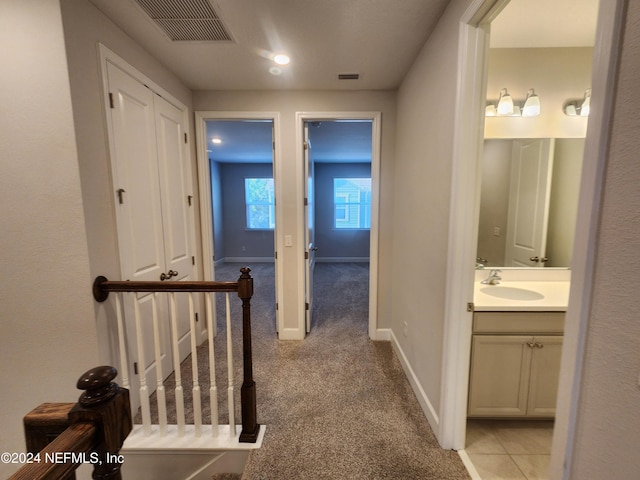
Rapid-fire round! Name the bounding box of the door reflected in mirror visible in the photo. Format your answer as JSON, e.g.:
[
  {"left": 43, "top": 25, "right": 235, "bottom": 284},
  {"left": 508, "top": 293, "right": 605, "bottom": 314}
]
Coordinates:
[{"left": 476, "top": 138, "right": 584, "bottom": 268}]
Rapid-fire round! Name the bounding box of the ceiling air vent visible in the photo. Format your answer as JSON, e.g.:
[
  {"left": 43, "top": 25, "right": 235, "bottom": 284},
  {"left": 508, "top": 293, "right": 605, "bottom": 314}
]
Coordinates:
[
  {"left": 134, "top": 0, "right": 233, "bottom": 42},
  {"left": 338, "top": 73, "right": 360, "bottom": 80}
]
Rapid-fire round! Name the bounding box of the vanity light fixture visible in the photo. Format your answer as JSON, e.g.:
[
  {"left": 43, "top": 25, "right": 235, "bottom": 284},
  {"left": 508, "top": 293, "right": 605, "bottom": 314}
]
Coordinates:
[
  {"left": 497, "top": 88, "right": 514, "bottom": 115},
  {"left": 564, "top": 88, "right": 591, "bottom": 116},
  {"left": 486, "top": 88, "right": 539, "bottom": 117},
  {"left": 522, "top": 89, "right": 541, "bottom": 117}
]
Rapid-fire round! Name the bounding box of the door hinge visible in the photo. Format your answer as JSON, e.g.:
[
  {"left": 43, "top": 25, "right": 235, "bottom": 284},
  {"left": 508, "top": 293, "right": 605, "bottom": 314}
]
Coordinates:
[
  {"left": 272, "top": 141, "right": 275, "bottom": 150},
  {"left": 117, "top": 188, "right": 125, "bottom": 204},
  {"left": 276, "top": 302, "right": 279, "bottom": 310},
  {"left": 188, "top": 195, "right": 193, "bottom": 206},
  {"left": 467, "top": 302, "right": 475, "bottom": 312},
  {"left": 303, "top": 141, "right": 309, "bottom": 150},
  {"left": 305, "top": 251, "right": 309, "bottom": 260},
  {"left": 274, "top": 251, "right": 278, "bottom": 259},
  {"left": 305, "top": 302, "right": 309, "bottom": 310},
  {"left": 195, "top": 312, "right": 199, "bottom": 323},
  {"left": 133, "top": 362, "right": 138, "bottom": 375},
  {"left": 108, "top": 92, "right": 115, "bottom": 109},
  {"left": 192, "top": 256, "right": 195, "bottom": 265},
  {"left": 304, "top": 197, "right": 308, "bottom": 206},
  {"left": 184, "top": 132, "right": 188, "bottom": 144}
]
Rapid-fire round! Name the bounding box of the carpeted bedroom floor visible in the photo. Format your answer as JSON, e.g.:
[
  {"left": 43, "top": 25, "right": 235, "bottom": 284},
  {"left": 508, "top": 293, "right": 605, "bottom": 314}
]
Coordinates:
[{"left": 144, "top": 262, "right": 470, "bottom": 479}]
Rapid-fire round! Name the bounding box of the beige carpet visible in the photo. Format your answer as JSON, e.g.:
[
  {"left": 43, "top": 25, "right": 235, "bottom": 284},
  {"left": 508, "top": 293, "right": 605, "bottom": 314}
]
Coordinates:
[{"left": 143, "top": 262, "right": 470, "bottom": 479}]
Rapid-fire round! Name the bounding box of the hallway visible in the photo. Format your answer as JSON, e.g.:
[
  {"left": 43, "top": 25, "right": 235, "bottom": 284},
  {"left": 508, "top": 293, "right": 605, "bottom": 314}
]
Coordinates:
[{"left": 212, "top": 262, "right": 471, "bottom": 478}]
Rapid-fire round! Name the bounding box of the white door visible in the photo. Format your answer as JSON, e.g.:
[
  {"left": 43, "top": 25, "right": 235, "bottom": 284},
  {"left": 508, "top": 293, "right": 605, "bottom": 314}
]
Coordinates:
[
  {"left": 107, "top": 61, "right": 195, "bottom": 397},
  {"left": 304, "top": 124, "right": 316, "bottom": 333},
  {"left": 504, "top": 138, "right": 554, "bottom": 267},
  {"left": 153, "top": 94, "right": 196, "bottom": 361}
]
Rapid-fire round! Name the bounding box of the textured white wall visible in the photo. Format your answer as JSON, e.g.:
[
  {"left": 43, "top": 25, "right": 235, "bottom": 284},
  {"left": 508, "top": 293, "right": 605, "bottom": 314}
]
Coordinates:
[
  {"left": 0, "top": 1, "right": 98, "bottom": 476},
  {"left": 391, "top": 0, "right": 472, "bottom": 419},
  {"left": 570, "top": 1, "right": 640, "bottom": 476}
]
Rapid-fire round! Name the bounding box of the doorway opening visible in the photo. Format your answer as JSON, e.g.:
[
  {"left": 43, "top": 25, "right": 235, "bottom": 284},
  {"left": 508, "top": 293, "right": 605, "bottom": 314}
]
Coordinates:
[
  {"left": 442, "top": 0, "right": 622, "bottom": 478},
  {"left": 296, "top": 112, "right": 382, "bottom": 340},
  {"left": 195, "top": 113, "right": 282, "bottom": 334},
  {"left": 304, "top": 120, "right": 373, "bottom": 334}
]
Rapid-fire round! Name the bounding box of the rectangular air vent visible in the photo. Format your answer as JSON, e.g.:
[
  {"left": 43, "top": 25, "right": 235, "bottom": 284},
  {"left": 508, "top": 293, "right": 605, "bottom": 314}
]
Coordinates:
[
  {"left": 338, "top": 73, "right": 360, "bottom": 80},
  {"left": 135, "top": 0, "right": 233, "bottom": 42}
]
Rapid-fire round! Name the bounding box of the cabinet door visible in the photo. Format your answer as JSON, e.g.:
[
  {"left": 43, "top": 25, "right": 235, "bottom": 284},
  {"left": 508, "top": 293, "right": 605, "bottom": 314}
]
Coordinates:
[
  {"left": 468, "top": 335, "right": 532, "bottom": 417},
  {"left": 527, "top": 335, "right": 563, "bottom": 416}
]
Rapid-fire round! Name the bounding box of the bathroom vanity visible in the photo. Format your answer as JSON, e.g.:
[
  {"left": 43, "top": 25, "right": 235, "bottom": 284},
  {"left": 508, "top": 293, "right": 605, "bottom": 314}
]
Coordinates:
[{"left": 468, "top": 271, "right": 570, "bottom": 418}]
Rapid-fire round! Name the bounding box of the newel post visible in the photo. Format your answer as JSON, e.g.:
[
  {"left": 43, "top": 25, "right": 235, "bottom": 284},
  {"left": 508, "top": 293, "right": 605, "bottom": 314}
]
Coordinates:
[
  {"left": 237, "top": 267, "right": 260, "bottom": 443},
  {"left": 68, "top": 366, "right": 132, "bottom": 480}
]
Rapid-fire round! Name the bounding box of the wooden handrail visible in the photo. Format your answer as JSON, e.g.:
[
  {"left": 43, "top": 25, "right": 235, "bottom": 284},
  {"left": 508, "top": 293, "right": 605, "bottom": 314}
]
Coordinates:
[
  {"left": 11, "top": 366, "right": 131, "bottom": 480},
  {"left": 92, "top": 267, "right": 260, "bottom": 443}
]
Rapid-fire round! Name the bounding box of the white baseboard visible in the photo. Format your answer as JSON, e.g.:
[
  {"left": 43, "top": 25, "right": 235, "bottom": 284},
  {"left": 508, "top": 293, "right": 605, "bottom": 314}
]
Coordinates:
[
  {"left": 390, "top": 331, "right": 440, "bottom": 430},
  {"left": 316, "top": 257, "right": 370, "bottom": 263},
  {"left": 373, "top": 328, "right": 391, "bottom": 341},
  {"left": 222, "top": 257, "right": 274, "bottom": 264},
  {"left": 278, "top": 328, "right": 305, "bottom": 340}
]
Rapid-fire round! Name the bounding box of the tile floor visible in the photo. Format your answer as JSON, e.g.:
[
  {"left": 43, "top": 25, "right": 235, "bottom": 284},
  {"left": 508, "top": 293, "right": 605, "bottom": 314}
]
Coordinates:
[{"left": 465, "top": 419, "right": 554, "bottom": 479}]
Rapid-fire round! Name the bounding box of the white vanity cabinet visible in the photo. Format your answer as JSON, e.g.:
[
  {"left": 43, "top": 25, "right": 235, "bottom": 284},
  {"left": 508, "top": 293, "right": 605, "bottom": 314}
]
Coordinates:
[{"left": 468, "top": 312, "right": 564, "bottom": 418}]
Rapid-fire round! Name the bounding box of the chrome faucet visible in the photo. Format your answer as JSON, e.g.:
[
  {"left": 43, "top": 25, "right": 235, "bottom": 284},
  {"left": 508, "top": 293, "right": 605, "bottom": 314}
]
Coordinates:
[{"left": 481, "top": 269, "right": 502, "bottom": 285}]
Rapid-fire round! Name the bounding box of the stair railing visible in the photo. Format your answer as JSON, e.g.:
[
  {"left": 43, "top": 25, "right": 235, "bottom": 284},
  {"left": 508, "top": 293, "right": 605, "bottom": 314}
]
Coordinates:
[
  {"left": 92, "top": 267, "right": 260, "bottom": 445},
  {"left": 10, "top": 366, "right": 131, "bottom": 480}
]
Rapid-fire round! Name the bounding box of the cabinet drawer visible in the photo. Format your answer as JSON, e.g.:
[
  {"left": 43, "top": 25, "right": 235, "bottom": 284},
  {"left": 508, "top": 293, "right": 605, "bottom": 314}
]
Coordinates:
[{"left": 473, "top": 312, "right": 564, "bottom": 334}]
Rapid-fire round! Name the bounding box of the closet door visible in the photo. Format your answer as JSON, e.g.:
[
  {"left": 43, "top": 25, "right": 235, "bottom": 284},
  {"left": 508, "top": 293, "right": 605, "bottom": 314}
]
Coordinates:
[
  {"left": 153, "top": 94, "right": 195, "bottom": 360},
  {"left": 106, "top": 61, "right": 195, "bottom": 398}
]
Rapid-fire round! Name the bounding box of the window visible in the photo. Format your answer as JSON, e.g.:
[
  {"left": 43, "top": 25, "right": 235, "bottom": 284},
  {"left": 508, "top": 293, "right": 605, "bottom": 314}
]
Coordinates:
[
  {"left": 245, "top": 178, "right": 275, "bottom": 229},
  {"left": 334, "top": 178, "right": 371, "bottom": 229}
]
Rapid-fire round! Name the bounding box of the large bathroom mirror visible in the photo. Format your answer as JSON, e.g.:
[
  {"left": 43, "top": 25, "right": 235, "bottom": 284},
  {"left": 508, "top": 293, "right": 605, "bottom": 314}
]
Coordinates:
[{"left": 476, "top": 137, "right": 584, "bottom": 268}]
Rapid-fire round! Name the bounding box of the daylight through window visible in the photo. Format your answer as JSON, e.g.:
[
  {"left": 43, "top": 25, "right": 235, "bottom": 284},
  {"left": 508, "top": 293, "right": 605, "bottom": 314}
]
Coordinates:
[
  {"left": 334, "top": 178, "right": 371, "bottom": 229},
  {"left": 245, "top": 178, "right": 275, "bottom": 229}
]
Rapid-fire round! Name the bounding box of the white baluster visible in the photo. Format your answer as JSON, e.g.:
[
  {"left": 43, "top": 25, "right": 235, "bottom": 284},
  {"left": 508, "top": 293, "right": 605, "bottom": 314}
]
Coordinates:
[
  {"left": 151, "top": 293, "right": 167, "bottom": 435},
  {"left": 169, "top": 292, "right": 186, "bottom": 435},
  {"left": 226, "top": 292, "right": 236, "bottom": 438},
  {"left": 114, "top": 293, "right": 130, "bottom": 390},
  {"left": 133, "top": 294, "right": 151, "bottom": 435},
  {"left": 211, "top": 293, "right": 218, "bottom": 437},
  {"left": 207, "top": 293, "right": 218, "bottom": 436},
  {"left": 189, "top": 293, "right": 202, "bottom": 436}
]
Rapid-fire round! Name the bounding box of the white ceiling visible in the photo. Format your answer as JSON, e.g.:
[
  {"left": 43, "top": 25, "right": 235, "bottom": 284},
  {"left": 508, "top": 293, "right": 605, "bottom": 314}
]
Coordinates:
[
  {"left": 88, "top": 0, "right": 451, "bottom": 91},
  {"left": 89, "top": 0, "right": 599, "bottom": 161},
  {"left": 490, "top": 0, "right": 599, "bottom": 48}
]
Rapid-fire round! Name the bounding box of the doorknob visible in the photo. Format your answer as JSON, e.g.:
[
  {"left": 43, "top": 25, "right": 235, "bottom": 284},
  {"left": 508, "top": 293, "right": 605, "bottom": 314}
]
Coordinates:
[
  {"left": 160, "top": 270, "right": 179, "bottom": 281},
  {"left": 529, "top": 256, "right": 549, "bottom": 263}
]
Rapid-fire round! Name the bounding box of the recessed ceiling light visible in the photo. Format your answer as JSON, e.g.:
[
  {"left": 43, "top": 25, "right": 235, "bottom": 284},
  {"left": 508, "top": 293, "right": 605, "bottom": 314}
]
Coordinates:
[
  {"left": 211, "top": 137, "right": 222, "bottom": 144},
  {"left": 273, "top": 54, "right": 290, "bottom": 65},
  {"left": 269, "top": 66, "right": 282, "bottom": 76}
]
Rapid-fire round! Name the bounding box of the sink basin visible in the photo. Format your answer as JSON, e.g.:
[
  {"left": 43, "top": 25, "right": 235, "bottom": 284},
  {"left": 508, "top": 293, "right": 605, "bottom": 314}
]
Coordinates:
[{"left": 480, "top": 286, "right": 544, "bottom": 301}]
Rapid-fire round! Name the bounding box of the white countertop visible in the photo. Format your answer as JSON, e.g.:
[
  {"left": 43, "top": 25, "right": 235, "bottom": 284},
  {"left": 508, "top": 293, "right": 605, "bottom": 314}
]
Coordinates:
[{"left": 473, "top": 270, "right": 571, "bottom": 311}]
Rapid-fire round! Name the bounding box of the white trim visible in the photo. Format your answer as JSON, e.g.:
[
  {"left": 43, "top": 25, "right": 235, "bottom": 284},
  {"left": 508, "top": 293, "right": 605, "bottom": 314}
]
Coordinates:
[
  {"left": 222, "top": 257, "right": 275, "bottom": 264},
  {"left": 194, "top": 111, "right": 283, "bottom": 333},
  {"left": 439, "top": 4, "right": 491, "bottom": 450},
  {"left": 316, "top": 257, "right": 369, "bottom": 263},
  {"left": 390, "top": 331, "right": 439, "bottom": 428},
  {"left": 373, "top": 328, "right": 391, "bottom": 341},
  {"left": 294, "top": 112, "right": 382, "bottom": 340},
  {"left": 457, "top": 450, "right": 482, "bottom": 479},
  {"left": 549, "top": 1, "right": 625, "bottom": 478}
]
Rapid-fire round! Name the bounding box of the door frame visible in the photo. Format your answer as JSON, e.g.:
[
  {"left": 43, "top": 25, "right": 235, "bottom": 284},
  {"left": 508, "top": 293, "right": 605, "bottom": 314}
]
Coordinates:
[
  {"left": 294, "top": 112, "right": 382, "bottom": 340},
  {"left": 441, "top": 2, "right": 625, "bottom": 479},
  {"left": 194, "top": 111, "right": 283, "bottom": 333}
]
